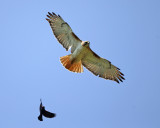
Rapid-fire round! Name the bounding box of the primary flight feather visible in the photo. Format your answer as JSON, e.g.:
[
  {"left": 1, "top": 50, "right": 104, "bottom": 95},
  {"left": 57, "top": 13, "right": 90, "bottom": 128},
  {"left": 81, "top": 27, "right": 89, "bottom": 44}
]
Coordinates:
[{"left": 46, "top": 12, "right": 125, "bottom": 83}]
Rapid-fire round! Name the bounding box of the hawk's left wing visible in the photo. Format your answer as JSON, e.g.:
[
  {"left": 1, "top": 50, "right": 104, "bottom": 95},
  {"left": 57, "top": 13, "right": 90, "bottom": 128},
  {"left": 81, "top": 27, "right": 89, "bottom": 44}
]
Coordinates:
[
  {"left": 46, "top": 12, "right": 81, "bottom": 53},
  {"left": 82, "top": 48, "right": 125, "bottom": 83}
]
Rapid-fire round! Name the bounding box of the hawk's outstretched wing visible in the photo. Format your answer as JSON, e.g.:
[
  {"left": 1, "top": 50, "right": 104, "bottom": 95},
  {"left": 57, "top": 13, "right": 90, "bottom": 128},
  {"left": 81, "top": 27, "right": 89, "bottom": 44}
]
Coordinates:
[
  {"left": 46, "top": 12, "right": 81, "bottom": 53},
  {"left": 82, "top": 48, "right": 125, "bottom": 83}
]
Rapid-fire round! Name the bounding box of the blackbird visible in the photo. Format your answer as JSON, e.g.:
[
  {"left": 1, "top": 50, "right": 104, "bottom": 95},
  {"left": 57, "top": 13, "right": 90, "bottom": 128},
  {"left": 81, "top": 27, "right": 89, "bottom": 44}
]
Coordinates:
[{"left": 38, "top": 99, "right": 56, "bottom": 121}]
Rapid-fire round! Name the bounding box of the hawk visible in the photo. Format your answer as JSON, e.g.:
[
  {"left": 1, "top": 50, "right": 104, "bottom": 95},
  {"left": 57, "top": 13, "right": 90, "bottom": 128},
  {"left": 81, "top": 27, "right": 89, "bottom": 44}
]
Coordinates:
[{"left": 46, "top": 12, "right": 125, "bottom": 83}]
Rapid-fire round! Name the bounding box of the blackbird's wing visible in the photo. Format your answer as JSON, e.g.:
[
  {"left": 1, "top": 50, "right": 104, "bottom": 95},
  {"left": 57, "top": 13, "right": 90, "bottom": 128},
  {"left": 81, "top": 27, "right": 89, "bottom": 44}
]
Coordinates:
[
  {"left": 43, "top": 109, "right": 56, "bottom": 118},
  {"left": 39, "top": 102, "right": 42, "bottom": 112},
  {"left": 38, "top": 100, "right": 43, "bottom": 121}
]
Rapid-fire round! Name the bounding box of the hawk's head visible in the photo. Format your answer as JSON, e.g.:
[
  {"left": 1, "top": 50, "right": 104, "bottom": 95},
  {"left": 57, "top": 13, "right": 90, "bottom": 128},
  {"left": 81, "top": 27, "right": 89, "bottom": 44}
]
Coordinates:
[{"left": 81, "top": 41, "right": 90, "bottom": 47}]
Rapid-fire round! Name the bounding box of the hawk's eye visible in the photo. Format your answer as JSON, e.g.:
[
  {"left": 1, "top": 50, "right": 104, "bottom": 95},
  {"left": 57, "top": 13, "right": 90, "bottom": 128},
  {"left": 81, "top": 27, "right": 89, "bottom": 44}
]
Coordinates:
[{"left": 84, "top": 42, "right": 89, "bottom": 45}]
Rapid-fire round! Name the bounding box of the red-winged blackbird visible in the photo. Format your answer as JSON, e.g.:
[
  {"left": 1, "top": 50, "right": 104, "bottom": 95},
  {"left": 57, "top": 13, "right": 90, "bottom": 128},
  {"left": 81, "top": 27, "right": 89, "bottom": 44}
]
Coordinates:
[{"left": 38, "top": 99, "right": 56, "bottom": 121}]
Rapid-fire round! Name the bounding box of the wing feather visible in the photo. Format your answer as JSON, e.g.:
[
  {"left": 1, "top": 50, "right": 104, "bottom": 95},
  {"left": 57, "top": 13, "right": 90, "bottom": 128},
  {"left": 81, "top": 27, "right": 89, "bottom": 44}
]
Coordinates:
[
  {"left": 82, "top": 48, "right": 125, "bottom": 83},
  {"left": 43, "top": 109, "right": 56, "bottom": 118},
  {"left": 46, "top": 12, "right": 81, "bottom": 52}
]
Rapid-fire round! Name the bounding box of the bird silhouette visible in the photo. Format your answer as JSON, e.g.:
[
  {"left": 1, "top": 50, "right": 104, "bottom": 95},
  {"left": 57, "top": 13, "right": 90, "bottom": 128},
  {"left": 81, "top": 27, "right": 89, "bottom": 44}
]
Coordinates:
[{"left": 38, "top": 99, "right": 56, "bottom": 121}]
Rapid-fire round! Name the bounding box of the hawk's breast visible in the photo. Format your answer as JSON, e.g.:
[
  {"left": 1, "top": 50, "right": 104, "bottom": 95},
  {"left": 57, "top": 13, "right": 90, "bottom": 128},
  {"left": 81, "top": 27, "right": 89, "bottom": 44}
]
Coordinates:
[{"left": 71, "top": 45, "right": 88, "bottom": 63}]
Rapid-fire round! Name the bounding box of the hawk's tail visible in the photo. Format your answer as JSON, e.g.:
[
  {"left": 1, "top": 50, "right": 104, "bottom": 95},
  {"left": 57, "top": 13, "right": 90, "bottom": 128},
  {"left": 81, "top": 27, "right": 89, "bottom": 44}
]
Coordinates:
[{"left": 60, "top": 54, "right": 83, "bottom": 73}]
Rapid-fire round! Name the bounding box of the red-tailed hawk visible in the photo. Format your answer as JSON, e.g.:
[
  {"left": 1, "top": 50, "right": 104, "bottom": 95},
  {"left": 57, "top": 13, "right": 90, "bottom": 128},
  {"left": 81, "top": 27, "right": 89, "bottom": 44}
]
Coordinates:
[{"left": 46, "top": 12, "right": 125, "bottom": 83}]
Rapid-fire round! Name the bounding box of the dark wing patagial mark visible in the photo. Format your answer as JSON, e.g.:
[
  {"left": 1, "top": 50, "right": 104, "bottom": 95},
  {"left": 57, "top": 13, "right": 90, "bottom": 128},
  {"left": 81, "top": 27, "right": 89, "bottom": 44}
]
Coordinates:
[
  {"left": 72, "top": 32, "right": 81, "bottom": 42},
  {"left": 87, "top": 47, "right": 100, "bottom": 58}
]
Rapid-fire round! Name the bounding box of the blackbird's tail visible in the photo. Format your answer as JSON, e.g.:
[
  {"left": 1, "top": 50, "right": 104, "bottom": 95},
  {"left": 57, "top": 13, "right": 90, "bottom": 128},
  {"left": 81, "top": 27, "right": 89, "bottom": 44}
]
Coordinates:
[{"left": 38, "top": 114, "right": 43, "bottom": 121}]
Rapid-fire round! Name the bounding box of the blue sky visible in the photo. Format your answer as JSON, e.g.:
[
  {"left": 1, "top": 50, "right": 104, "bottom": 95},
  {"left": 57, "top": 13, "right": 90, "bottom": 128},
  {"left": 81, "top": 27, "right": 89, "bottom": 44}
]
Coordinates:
[{"left": 0, "top": 0, "right": 160, "bottom": 128}]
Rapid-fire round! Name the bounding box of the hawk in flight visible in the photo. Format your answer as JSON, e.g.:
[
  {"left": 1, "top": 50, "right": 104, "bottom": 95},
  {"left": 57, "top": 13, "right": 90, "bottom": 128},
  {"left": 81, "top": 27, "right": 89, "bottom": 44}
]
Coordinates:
[{"left": 46, "top": 12, "right": 125, "bottom": 83}]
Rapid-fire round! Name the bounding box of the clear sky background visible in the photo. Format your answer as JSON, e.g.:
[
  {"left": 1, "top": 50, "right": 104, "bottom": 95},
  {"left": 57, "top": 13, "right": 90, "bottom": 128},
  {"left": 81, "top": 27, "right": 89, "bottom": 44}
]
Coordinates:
[{"left": 0, "top": 0, "right": 160, "bottom": 128}]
